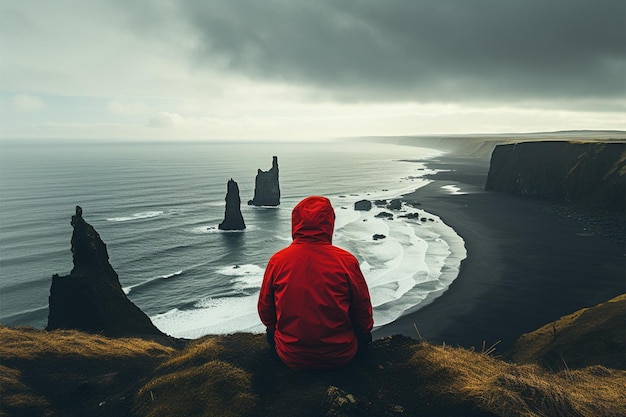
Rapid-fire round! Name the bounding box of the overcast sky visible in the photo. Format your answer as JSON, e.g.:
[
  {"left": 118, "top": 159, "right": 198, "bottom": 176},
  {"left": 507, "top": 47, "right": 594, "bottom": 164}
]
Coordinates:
[{"left": 1, "top": 0, "right": 624, "bottom": 140}]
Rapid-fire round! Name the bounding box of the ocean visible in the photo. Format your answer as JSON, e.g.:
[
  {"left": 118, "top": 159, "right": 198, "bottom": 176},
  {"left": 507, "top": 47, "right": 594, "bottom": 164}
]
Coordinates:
[{"left": 0, "top": 140, "right": 466, "bottom": 338}]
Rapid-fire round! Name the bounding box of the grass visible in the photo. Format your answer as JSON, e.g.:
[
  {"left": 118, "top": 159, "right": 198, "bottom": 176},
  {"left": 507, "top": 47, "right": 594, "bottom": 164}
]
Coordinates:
[
  {"left": 2, "top": 324, "right": 625, "bottom": 417},
  {"left": 509, "top": 294, "right": 626, "bottom": 370},
  {"left": 0, "top": 325, "right": 175, "bottom": 417},
  {"left": 136, "top": 360, "right": 256, "bottom": 417},
  {"left": 411, "top": 342, "right": 626, "bottom": 417},
  {"left": 0, "top": 325, "right": 174, "bottom": 361}
]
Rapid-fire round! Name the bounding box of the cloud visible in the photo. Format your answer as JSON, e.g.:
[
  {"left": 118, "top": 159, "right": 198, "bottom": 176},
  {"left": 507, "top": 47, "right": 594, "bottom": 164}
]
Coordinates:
[
  {"left": 1, "top": 1, "right": 623, "bottom": 141},
  {"left": 173, "top": 0, "right": 624, "bottom": 108},
  {"left": 148, "top": 111, "right": 186, "bottom": 128},
  {"left": 12, "top": 94, "right": 45, "bottom": 112},
  {"left": 4, "top": 1, "right": 623, "bottom": 111}
]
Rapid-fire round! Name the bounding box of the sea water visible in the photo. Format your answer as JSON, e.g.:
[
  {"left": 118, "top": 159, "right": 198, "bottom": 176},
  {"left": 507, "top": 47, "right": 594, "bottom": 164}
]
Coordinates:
[{"left": 0, "top": 140, "right": 466, "bottom": 338}]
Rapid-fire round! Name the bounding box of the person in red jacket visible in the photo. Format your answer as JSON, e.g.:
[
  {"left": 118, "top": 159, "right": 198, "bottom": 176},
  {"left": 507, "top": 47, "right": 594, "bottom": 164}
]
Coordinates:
[{"left": 258, "top": 196, "right": 374, "bottom": 369}]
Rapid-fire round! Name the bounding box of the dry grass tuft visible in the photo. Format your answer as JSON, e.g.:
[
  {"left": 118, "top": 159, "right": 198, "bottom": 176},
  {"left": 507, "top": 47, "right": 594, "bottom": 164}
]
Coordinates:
[
  {"left": 0, "top": 364, "right": 49, "bottom": 416},
  {"left": 3, "top": 324, "right": 625, "bottom": 417},
  {"left": 0, "top": 325, "right": 176, "bottom": 417},
  {"left": 0, "top": 325, "right": 174, "bottom": 361},
  {"left": 156, "top": 335, "right": 223, "bottom": 372},
  {"left": 135, "top": 360, "right": 257, "bottom": 417},
  {"left": 510, "top": 294, "right": 626, "bottom": 370},
  {"left": 410, "top": 342, "right": 626, "bottom": 417}
]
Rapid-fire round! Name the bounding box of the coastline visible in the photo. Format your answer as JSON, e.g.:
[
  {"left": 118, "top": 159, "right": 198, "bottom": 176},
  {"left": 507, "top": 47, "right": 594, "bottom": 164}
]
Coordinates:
[{"left": 373, "top": 154, "right": 625, "bottom": 352}]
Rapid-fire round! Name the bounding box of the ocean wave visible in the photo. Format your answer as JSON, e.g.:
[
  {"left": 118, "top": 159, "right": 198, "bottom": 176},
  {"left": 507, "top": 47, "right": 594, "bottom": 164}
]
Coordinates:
[
  {"left": 107, "top": 211, "right": 164, "bottom": 222},
  {"left": 123, "top": 270, "right": 184, "bottom": 295},
  {"left": 333, "top": 198, "right": 465, "bottom": 327},
  {"left": 189, "top": 224, "right": 257, "bottom": 234},
  {"left": 0, "top": 305, "right": 49, "bottom": 327},
  {"left": 441, "top": 184, "right": 467, "bottom": 195},
  {"left": 152, "top": 295, "right": 265, "bottom": 338},
  {"left": 216, "top": 264, "right": 264, "bottom": 292}
]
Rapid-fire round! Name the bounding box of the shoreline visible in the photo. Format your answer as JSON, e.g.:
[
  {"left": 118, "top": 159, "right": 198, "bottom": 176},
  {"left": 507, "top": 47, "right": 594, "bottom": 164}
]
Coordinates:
[{"left": 373, "top": 155, "right": 625, "bottom": 352}]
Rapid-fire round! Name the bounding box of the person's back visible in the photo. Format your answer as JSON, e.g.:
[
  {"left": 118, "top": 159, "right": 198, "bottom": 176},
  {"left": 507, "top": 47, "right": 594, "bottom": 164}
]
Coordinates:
[{"left": 258, "top": 196, "right": 374, "bottom": 369}]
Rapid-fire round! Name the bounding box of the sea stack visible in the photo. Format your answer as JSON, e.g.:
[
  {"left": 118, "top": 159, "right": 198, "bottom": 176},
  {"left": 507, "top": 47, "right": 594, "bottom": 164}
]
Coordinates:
[
  {"left": 46, "top": 206, "right": 167, "bottom": 338},
  {"left": 248, "top": 156, "right": 280, "bottom": 206},
  {"left": 219, "top": 179, "right": 246, "bottom": 230}
]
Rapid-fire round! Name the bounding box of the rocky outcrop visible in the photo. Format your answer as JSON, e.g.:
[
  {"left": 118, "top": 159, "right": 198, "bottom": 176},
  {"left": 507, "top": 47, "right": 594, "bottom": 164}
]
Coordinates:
[
  {"left": 248, "top": 156, "right": 280, "bottom": 206},
  {"left": 219, "top": 179, "right": 246, "bottom": 230},
  {"left": 354, "top": 200, "right": 372, "bottom": 211},
  {"left": 485, "top": 141, "right": 626, "bottom": 212},
  {"left": 387, "top": 199, "right": 402, "bottom": 210},
  {"left": 46, "top": 206, "right": 167, "bottom": 338}
]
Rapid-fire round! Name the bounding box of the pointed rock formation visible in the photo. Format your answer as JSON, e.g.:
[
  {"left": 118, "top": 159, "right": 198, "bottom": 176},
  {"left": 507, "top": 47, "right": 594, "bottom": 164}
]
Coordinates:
[
  {"left": 248, "top": 156, "right": 280, "bottom": 206},
  {"left": 219, "top": 179, "right": 246, "bottom": 230},
  {"left": 46, "top": 206, "right": 167, "bottom": 339}
]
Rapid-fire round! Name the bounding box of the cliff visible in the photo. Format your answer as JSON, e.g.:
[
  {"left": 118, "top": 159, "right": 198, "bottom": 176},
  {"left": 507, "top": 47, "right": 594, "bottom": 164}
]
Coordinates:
[
  {"left": 485, "top": 141, "right": 626, "bottom": 212},
  {"left": 248, "top": 156, "right": 280, "bottom": 206},
  {"left": 361, "top": 130, "right": 626, "bottom": 159},
  {"left": 219, "top": 179, "right": 246, "bottom": 230},
  {"left": 46, "top": 206, "right": 168, "bottom": 339},
  {"left": 509, "top": 293, "right": 626, "bottom": 371}
]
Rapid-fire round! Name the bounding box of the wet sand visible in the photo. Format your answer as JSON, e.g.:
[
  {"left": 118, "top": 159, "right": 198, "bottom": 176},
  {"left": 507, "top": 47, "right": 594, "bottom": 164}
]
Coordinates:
[{"left": 373, "top": 156, "right": 625, "bottom": 353}]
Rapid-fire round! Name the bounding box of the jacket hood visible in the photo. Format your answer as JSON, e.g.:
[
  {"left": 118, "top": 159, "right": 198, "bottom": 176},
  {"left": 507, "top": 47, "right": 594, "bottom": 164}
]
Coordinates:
[{"left": 292, "top": 196, "right": 335, "bottom": 243}]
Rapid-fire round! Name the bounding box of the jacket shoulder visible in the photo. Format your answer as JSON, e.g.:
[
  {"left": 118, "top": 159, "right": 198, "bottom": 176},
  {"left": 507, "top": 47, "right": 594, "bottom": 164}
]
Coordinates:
[{"left": 328, "top": 245, "right": 360, "bottom": 265}]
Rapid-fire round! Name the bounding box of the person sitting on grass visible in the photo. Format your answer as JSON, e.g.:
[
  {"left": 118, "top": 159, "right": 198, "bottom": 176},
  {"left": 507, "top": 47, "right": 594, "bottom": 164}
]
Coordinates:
[{"left": 258, "top": 196, "right": 374, "bottom": 369}]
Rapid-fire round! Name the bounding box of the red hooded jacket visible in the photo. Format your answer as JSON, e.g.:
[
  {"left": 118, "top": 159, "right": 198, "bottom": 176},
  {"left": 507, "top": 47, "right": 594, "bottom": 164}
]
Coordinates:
[{"left": 258, "top": 196, "right": 374, "bottom": 369}]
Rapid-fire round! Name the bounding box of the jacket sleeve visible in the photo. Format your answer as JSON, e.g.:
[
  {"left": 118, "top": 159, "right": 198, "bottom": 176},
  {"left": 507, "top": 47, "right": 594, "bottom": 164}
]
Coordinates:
[
  {"left": 347, "top": 258, "right": 374, "bottom": 334},
  {"left": 257, "top": 260, "right": 277, "bottom": 330}
]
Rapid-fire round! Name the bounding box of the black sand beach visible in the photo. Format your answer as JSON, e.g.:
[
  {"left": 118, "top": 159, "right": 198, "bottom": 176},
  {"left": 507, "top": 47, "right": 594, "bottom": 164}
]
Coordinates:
[{"left": 373, "top": 155, "right": 625, "bottom": 353}]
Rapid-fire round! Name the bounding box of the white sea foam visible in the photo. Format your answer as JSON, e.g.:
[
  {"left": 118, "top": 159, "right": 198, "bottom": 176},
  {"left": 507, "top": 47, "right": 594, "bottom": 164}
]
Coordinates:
[
  {"left": 152, "top": 295, "right": 265, "bottom": 338},
  {"left": 217, "top": 264, "right": 264, "bottom": 291},
  {"left": 329, "top": 196, "right": 465, "bottom": 327},
  {"left": 441, "top": 184, "right": 467, "bottom": 195},
  {"left": 152, "top": 198, "right": 467, "bottom": 337},
  {"left": 107, "top": 211, "right": 164, "bottom": 222},
  {"left": 216, "top": 264, "right": 264, "bottom": 277},
  {"left": 163, "top": 270, "right": 183, "bottom": 279}
]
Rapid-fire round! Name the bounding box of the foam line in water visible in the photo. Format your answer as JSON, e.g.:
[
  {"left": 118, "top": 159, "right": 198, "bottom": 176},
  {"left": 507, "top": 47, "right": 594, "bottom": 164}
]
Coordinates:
[
  {"left": 163, "top": 270, "right": 183, "bottom": 279},
  {"left": 441, "top": 184, "right": 467, "bottom": 195},
  {"left": 216, "top": 264, "right": 264, "bottom": 292},
  {"left": 107, "top": 211, "right": 164, "bottom": 222},
  {"left": 123, "top": 270, "right": 184, "bottom": 295}
]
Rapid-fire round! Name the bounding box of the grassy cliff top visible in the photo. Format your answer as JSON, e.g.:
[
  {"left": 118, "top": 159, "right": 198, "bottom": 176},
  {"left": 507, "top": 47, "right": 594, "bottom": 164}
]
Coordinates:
[
  {"left": 509, "top": 294, "right": 626, "bottom": 371},
  {"left": 2, "top": 318, "right": 625, "bottom": 417}
]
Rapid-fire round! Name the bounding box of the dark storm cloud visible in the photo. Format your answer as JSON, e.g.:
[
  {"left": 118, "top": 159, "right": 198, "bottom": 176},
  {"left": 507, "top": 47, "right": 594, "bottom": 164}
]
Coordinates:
[{"left": 176, "top": 0, "right": 624, "bottom": 106}]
